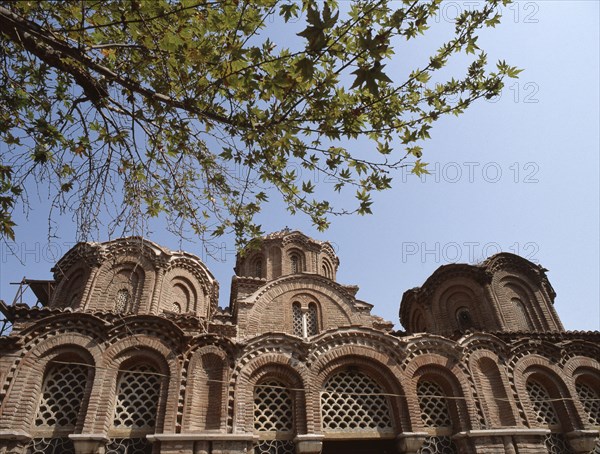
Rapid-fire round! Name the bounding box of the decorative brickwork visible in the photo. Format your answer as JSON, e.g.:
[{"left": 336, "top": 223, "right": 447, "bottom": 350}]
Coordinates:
[{"left": 0, "top": 230, "right": 598, "bottom": 454}]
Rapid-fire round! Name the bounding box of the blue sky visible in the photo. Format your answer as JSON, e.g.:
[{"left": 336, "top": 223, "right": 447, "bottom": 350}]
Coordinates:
[{"left": 1, "top": 1, "right": 598, "bottom": 331}]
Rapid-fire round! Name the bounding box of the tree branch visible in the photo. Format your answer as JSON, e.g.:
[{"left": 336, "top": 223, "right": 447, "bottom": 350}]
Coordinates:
[{"left": 0, "top": 5, "right": 247, "bottom": 128}]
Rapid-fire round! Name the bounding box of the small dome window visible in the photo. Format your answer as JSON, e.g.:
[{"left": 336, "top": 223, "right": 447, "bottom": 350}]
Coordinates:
[
  {"left": 456, "top": 307, "right": 474, "bottom": 332},
  {"left": 115, "top": 289, "right": 131, "bottom": 313},
  {"left": 289, "top": 251, "right": 304, "bottom": 274}
]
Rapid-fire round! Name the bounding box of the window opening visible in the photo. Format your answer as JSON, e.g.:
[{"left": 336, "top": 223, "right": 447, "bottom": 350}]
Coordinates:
[
  {"left": 306, "top": 304, "right": 318, "bottom": 336},
  {"left": 254, "top": 440, "right": 295, "bottom": 454},
  {"left": 290, "top": 255, "right": 300, "bottom": 274},
  {"left": 36, "top": 363, "right": 88, "bottom": 428},
  {"left": 292, "top": 302, "right": 319, "bottom": 338},
  {"left": 253, "top": 380, "right": 294, "bottom": 432},
  {"left": 113, "top": 364, "right": 161, "bottom": 429},
  {"left": 576, "top": 381, "right": 600, "bottom": 426},
  {"left": 456, "top": 307, "right": 474, "bottom": 332},
  {"left": 526, "top": 379, "right": 559, "bottom": 426},
  {"left": 543, "top": 434, "right": 573, "bottom": 454},
  {"left": 255, "top": 259, "right": 263, "bottom": 278},
  {"left": 321, "top": 369, "right": 392, "bottom": 431},
  {"left": 105, "top": 438, "right": 153, "bottom": 454},
  {"left": 417, "top": 436, "right": 458, "bottom": 454},
  {"left": 418, "top": 380, "right": 452, "bottom": 428},
  {"left": 115, "top": 289, "right": 130, "bottom": 313},
  {"left": 26, "top": 438, "right": 75, "bottom": 454}
]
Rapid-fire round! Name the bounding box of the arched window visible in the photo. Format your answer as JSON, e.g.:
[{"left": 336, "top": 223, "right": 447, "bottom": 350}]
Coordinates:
[
  {"left": 576, "top": 380, "right": 600, "bottom": 426},
  {"left": 26, "top": 438, "right": 76, "bottom": 454},
  {"left": 417, "top": 380, "right": 452, "bottom": 428},
  {"left": 253, "top": 380, "right": 295, "bottom": 454},
  {"left": 103, "top": 265, "right": 143, "bottom": 314},
  {"left": 417, "top": 436, "right": 458, "bottom": 454},
  {"left": 253, "top": 257, "right": 263, "bottom": 278},
  {"left": 512, "top": 298, "right": 532, "bottom": 331},
  {"left": 417, "top": 380, "right": 457, "bottom": 454},
  {"left": 307, "top": 303, "right": 318, "bottom": 336},
  {"left": 321, "top": 260, "right": 333, "bottom": 279},
  {"left": 526, "top": 379, "right": 559, "bottom": 426},
  {"left": 456, "top": 307, "right": 474, "bottom": 332},
  {"left": 171, "top": 283, "right": 190, "bottom": 313},
  {"left": 289, "top": 251, "right": 304, "bottom": 274},
  {"left": 108, "top": 363, "right": 161, "bottom": 453},
  {"left": 321, "top": 369, "right": 392, "bottom": 432},
  {"left": 291, "top": 302, "right": 319, "bottom": 338},
  {"left": 526, "top": 378, "right": 572, "bottom": 453},
  {"left": 36, "top": 363, "right": 89, "bottom": 428},
  {"left": 115, "top": 289, "right": 131, "bottom": 313},
  {"left": 292, "top": 303, "right": 303, "bottom": 337},
  {"left": 30, "top": 362, "right": 90, "bottom": 453}
]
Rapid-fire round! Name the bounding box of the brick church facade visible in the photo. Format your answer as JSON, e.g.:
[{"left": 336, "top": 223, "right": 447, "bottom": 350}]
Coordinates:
[{"left": 0, "top": 229, "right": 598, "bottom": 454}]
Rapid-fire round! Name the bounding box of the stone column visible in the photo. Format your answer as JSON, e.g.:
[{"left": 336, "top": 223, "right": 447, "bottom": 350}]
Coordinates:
[
  {"left": 565, "top": 430, "right": 599, "bottom": 453},
  {"left": 69, "top": 434, "right": 109, "bottom": 454},
  {"left": 295, "top": 434, "right": 323, "bottom": 454},
  {"left": 396, "top": 432, "right": 428, "bottom": 454},
  {"left": 0, "top": 430, "right": 31, "bottom": 454},
  {"left": 147, "top": 433, "right": 256, "bottom": 454}
]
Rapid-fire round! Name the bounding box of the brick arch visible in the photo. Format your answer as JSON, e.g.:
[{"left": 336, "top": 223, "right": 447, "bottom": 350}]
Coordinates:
[
  {"left": 286, "top": 247, "right": 306, "bottom": 274},
  {"left": 435, "top": 280, "right": 489, "bottom": 333},
  {"left": 512, "top": 356, "right": 581, "bottom": 432},
  {"left": 564, "top": 359, "right": 600, "bottom": 429},
  {"left": 269, "top": 245, "right": 282, "bottom": 279},
  {"left": 162, "top": 259, "right": 215, "bottom": 317},
  {"left": 95, "top": 336, "right": 180, "bottom": 435},
  {"left": 86, "top": 253, "right": 156, "bottom": 313},
  {"left": 0, "top": 333, "right": 100, "bottom": 433},
  {"left": 311, "top": 347, "right": 409, "bottom": 434},
  {"left": 51, "top": 265, "right": 90, "bottom": 309},
  {"left": 497, "top": 275, "right": 546, "bottom": 331},
  {"left": 243, "top": 277, "right": 371, "bottom": 337},
  {"left": 320, "top": 255, "right": 335, "bottom": 280},
  {"left": 238, "top": 251, "right": 265, "bottom": 278},
  {"left": 234, "top": 354, "right": 308, "bottom": 435},
  {"left": 468, "top": 349, "right": 518, "bottom": 427},
  {"left": 161, "top": 271, "right": 202, "bottom": 315},
  {"left": 182, "top": 345, "right": 230, "bottom": 431},
  {"left": 405, "top": 354, "right": 475, "bottom": 433},
  {"left": 409, "top": 307, "right": 428, "bottom": 333}
]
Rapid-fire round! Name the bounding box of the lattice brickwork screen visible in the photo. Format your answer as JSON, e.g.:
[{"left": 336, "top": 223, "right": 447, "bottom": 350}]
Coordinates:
[
  {"left": 576, "top": 382, "right": 600, "bottom": 426},
  {"left": 254, "top": 440, "right": 295, "bottom": 454},
  {"left": 321, "top": 370, "right": 392, "bottom": 431},
  {"left": 115, "top": 289, "right": 130, "bottom": 313},
  {"left": 254, "top": 380, "right": 293, "bottom": 432},
  {"left": 113, "top": 365, "right": 161, "bottom": 429},
  {"left": 35, "top": 364, "right": 88, "bottom": 427},
  {"left": 544, "top": 434, "right": 572, "bottom": 454},
  {"left": 417, "top": 436, "right": 458, "bottom": 454},
  {"left": 292, "top": 303, "right": 303, "bottom": 337},
  {"left": 306, "top": 304, "right": 318, "bottom": 336},
  {"left": 26, "top": 438, "right": 76, "bottom": 454},
  {"left": 105, "top": 438, "right": 152, "bottom": 454},
  {"left": 418, "top": 380, "right": 452, "bottom": 428},
  {"left": 526, "top": 380, "right": 559, "bottom": 425}
]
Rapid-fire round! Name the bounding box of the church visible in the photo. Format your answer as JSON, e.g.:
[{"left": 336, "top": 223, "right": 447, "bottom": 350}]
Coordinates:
[{"left": 0, "top": 229, "right": 598, "bottom": 454}]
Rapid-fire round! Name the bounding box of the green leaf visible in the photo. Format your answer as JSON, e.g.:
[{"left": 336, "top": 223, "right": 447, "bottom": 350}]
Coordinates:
[{"left": 411, "top": 159, "right": 430, "bottom": 176}]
